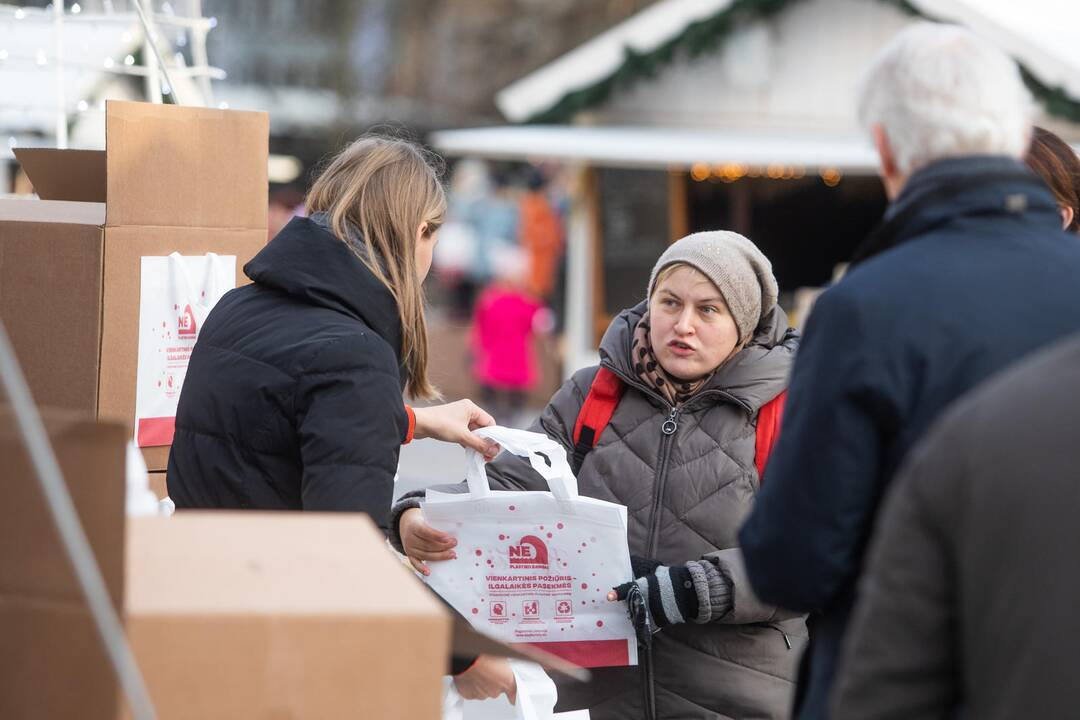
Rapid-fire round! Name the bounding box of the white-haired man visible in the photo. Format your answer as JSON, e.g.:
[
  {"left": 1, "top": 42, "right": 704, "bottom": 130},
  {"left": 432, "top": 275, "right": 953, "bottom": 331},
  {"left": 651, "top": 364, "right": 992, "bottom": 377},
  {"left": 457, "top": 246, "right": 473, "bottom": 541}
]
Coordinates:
[{"left": 739, "top": 23, "right": 1080, "bottom": 720}]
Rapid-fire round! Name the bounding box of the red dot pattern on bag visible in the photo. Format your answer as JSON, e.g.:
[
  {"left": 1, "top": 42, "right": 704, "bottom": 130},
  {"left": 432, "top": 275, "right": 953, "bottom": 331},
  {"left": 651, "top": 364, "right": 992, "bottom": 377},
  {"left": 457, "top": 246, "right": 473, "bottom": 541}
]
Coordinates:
[
  {"left": 509, "top": 505, "right": 516, "bottom": 511},
  {"left": 557, "top": 523, "right": 564, "bottom": 529},
  {"left": 596, "top": 621, "right": 604, "bottom": 627},
  {"left": 581, "top": 583, "right": 588, "bottom": 590},
  {"left": 471, "top": 608, "right": 478, "bottom": 614},
  {"left": 475, "top": 549, "right": 482, "bottom": 556}
]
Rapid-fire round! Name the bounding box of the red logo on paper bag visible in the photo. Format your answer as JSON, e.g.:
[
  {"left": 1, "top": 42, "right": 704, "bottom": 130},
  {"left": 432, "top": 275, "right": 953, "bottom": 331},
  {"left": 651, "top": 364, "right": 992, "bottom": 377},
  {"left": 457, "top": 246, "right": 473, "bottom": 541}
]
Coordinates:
[
  {"left": 509, "top": 535, "right": 549, "bottom": 569},
  {"left": 177, "top": 304, "right": 197, "bottom": 337}
]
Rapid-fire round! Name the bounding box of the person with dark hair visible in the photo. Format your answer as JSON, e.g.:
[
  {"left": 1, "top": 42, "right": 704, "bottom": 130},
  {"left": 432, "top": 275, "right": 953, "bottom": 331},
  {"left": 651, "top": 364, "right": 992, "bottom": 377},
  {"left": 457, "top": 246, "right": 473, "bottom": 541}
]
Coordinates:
[{"left": 1026, "top": 126, "right": 1080, "bottom": 233}]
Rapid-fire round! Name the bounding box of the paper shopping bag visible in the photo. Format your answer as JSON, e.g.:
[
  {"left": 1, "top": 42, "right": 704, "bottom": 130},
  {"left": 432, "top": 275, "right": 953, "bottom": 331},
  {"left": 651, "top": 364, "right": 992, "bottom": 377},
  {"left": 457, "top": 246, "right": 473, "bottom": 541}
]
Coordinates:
[
  {"left": 133, "top": 252, "right": 235, "bottom": 447},
  {"left": 423, "top": 427, "right": 638, "bottom": 668}
]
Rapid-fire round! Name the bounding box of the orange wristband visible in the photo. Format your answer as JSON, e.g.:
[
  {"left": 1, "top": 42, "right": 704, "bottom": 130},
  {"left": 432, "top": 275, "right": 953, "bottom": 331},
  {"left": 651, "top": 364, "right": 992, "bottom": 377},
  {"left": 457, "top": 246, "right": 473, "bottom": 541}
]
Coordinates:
[{"left": 403, "top": 405, "right": 416, "bottom": 445}]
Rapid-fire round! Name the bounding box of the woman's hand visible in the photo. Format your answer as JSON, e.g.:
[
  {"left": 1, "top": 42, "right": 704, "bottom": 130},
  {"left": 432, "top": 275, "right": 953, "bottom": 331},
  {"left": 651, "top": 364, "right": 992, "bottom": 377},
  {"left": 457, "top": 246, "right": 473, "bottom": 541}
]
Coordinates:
[
  {"left": 453, "top": 655, "right": 517, "bottom": 704},
  {"left": 412, "top": 400, "right": 500, "bottom": 459},
  {"left": 400, "top": 507, "right": 456, "bottom": 576}
]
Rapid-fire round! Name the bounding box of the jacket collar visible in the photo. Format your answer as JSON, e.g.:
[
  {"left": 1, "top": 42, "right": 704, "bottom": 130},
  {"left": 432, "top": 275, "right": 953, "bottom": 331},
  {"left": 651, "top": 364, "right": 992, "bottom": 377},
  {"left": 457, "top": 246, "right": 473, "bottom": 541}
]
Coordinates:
[
  {"left": 244, "top": 216, "right": 403, "bottom": 362},
  {"left": 851, "top": 155, "right": 1060, "bottom": 267},
  {"left": 599, "top": 301, "right": 798, "bottom": 413}
]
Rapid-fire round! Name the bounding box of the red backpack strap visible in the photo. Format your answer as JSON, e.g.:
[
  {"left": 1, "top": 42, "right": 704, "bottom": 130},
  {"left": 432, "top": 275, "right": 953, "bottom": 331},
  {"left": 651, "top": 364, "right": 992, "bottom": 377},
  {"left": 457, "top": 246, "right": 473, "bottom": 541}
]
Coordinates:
[
  {"left": 754, "top": 390, "right": 787, "bottom": 482},
  {"left": 571, "top": 367, "right": 624, "bottom": 473}
]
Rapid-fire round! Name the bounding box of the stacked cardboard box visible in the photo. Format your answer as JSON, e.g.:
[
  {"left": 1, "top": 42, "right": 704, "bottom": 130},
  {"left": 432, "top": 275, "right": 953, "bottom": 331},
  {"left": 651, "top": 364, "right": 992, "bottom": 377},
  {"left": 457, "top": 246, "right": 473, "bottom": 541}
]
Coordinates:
[
  {"left": 0, "top": 412, "right": 451, "bottom": 719},
  {"left": 0, "top": 100, "right": 269, "bottom": 474}
]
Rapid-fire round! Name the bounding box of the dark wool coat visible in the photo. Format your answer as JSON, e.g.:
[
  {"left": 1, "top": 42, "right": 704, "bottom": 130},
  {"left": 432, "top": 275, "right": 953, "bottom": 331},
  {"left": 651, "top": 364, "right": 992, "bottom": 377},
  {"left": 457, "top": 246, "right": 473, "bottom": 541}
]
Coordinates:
[
  {"left": 739, "top": 156, "right": 1080, "bottom": 720},
  {"left": 168, "top": 217, "right": 411, "bottom": 529},
  {"left": 832, "top": 332, "right": 1080, "bottom": 720}
]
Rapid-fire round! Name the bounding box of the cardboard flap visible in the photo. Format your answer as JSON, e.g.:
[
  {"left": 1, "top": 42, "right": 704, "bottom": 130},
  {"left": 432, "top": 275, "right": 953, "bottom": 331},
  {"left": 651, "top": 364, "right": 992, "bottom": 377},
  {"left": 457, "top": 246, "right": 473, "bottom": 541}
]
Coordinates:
[
  {"left": 14, "top": 148, "right": 107, "bottom": 203},
  {"left": 104, "top": 100, "right": 268, "bottom": 230}
]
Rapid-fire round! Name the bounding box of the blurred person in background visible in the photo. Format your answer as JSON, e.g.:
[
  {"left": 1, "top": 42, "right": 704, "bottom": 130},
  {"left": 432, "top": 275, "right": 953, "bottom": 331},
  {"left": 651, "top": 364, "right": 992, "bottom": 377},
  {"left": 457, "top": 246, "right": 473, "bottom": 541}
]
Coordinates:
[
  {"left": 434, "top": 158, "right": 486, "bottom": 319},
  {"left": 394, "top": 232, "right": 806, "bottom": 720},
  {"left": 168, "top": 136, "right": 499, "bottom": 526},
  {"left": 739, "top": 23, "right": 1080, "bottom": 720},
  {"left": 266, "top": 185, "right": 306, "bottom": 241},
  {"left": 831, "top": 331, "right": 1080, "bottom": 720},
  {"left": 519, "top": 167, "right": 565, "bottom": 303},
  {"left": 470, "top": 245, "right": 553, "bottom": 426},
  {"left": 466, "top": 167, "right": 520, "bottom": 306},
  {"left": 1025, "top": 126, "right": 1080, "bottom": 233}
]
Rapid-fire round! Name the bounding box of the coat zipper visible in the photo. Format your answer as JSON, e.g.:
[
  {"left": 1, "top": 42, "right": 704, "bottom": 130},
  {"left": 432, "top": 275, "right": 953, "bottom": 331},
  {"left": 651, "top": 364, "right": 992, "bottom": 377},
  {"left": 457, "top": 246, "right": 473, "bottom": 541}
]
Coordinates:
[
  {"left": 642, "top": 405, "right": 679, "bottom": 720},
  {"left": 767, "top": 623, "right": 793, "bottom": 650}
]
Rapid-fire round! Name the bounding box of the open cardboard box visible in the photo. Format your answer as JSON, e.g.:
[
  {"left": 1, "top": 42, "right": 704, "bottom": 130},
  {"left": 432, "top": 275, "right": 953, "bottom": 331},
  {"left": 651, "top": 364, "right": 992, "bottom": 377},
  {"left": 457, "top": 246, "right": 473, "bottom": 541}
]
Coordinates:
[
  {"left": 0, "top": 100, "right": 269, "bottom": 472},
  {"left": 0, "top": 410, "right": 585, "bottom": 719}
]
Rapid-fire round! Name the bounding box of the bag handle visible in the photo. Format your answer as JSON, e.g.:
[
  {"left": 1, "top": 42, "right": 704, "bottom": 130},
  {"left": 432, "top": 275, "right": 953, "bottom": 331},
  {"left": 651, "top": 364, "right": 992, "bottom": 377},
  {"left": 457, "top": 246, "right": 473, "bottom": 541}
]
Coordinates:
[
  {"left": 168, "top": 252, "right": 225, "bottom": 327},
  {"left": 465, "top": 426, "right": 578, "bottom": 501}
]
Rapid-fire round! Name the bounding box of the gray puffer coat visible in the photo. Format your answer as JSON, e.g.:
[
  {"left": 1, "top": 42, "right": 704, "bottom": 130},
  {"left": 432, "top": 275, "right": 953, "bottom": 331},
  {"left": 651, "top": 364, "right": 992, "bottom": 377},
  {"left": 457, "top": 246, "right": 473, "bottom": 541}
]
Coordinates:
[{"left": 396, "top": 302, "right": 805, "bottom": 719}]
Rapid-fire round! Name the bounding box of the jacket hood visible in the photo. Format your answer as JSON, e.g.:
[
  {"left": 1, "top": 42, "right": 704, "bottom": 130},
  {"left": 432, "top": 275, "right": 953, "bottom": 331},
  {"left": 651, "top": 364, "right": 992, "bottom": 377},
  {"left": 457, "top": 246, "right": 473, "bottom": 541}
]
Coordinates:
[
  {"left": 599, "top": 300, "right": 798, "bottom": 412},
  {"left": 244, "top": 216, "right": 403, "bottom": 361},
  {"left": 851, "top": 156, "right": 1060, "bottom": 266}
]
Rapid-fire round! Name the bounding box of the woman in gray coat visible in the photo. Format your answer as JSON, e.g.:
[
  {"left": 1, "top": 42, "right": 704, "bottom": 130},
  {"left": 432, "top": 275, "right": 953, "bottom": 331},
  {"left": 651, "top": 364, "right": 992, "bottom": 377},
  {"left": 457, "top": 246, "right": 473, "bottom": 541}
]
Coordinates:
[{"left": 393, "top": 231, "right": 805, "bottom": 719}]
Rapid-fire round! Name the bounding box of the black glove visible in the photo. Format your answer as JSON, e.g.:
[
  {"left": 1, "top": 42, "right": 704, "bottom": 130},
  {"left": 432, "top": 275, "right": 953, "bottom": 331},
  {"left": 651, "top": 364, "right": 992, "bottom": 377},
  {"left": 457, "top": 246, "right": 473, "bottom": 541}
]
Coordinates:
[{"left": 613, "top": 562, "right": 699, "bottom": 631}]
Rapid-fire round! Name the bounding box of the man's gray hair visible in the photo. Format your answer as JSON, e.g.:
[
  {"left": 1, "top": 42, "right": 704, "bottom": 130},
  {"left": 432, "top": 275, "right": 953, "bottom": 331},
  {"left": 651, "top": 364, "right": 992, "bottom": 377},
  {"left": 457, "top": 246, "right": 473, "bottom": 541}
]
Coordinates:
[{"left": 858, "top": 23, "right": 1034, "bottom": 176}]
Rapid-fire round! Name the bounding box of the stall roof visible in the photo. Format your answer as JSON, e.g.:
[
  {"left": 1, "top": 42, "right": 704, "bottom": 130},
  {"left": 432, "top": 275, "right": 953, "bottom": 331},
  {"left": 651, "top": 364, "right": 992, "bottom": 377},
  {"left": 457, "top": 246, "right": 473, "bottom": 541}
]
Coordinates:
[
  {"left": 497, "top": 0, "right": 1080, "bottom": 124},
  {"left": 430, "top": 124, "right": 880, "bottom": 173}
]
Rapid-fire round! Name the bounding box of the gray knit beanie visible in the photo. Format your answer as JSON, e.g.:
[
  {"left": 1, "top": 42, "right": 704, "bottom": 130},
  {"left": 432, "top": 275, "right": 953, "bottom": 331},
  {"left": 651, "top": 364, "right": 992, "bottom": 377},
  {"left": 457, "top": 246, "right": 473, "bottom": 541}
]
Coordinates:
[{"left": 647, "top": 231, "right": 779, "bottom": 344}]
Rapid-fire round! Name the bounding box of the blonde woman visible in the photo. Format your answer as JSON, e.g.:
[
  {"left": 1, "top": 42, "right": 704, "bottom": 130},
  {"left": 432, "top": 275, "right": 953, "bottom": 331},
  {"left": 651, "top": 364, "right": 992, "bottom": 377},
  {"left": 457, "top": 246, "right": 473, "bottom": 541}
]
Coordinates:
[{"left": 168, "top": 136, "right": 497, "bottom": 521}]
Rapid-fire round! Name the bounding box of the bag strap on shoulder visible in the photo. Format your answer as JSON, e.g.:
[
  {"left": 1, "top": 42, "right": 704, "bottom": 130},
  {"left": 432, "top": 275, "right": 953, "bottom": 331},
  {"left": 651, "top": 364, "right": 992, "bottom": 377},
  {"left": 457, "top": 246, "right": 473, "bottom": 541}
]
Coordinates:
[
  {"left": 571, "top": 367, "right": 624, "bottom": 473},
  {"left": 570, "top": 369, "right": 788, "bottom": 482},
  {"left": 754, "top": 390, "right": 787, "bottom": 482}
]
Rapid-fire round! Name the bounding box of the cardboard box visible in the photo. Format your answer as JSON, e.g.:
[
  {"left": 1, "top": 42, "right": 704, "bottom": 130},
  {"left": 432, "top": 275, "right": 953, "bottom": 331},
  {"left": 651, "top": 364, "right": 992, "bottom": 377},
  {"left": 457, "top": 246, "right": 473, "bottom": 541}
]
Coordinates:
[
  {"left": 0, "top": 410, "right": 128, "bottom": 720},
  {"left": 0, "top": 411, "right": 451, "bottom": 719},
  {"left": 0, "top": 100, "right": 269, "bottom": 471}
]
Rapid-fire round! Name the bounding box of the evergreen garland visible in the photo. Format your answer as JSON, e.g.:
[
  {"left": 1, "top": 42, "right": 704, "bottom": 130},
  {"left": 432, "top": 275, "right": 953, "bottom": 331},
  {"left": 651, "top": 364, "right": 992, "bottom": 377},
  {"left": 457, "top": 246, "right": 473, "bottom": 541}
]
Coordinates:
[{"left": 524, "top": 0, "right": 1080, "bottom": 125}]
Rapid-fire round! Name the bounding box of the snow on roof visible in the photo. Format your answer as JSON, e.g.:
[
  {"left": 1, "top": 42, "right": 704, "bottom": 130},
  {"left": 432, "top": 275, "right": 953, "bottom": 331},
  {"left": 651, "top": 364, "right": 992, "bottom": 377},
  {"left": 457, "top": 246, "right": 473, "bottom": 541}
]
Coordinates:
[
  {"left": 496, "top": 0, "right": 1080, "bottom": 124},
  {"left": 431, "top": 124, "right": 881, "bottom": 172}
]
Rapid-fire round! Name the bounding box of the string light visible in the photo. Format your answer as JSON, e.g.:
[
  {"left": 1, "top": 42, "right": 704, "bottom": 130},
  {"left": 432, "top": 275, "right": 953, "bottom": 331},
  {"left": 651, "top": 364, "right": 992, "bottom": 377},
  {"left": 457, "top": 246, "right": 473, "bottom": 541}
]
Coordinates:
[
  {"left": 71, "top": 3, "right": 82, "bottom": 14},
  {"left": 820, "top": 168, "right": 843, "bottom": 187},
  {"left": 77, "top": 100, "right": 89, "bottom": 112},
  {"left": 103, "top": 57, "right": 115, "bottom": 68},
  {"left": 124, "top": 54, "right": 135, "bottom": 66},
  {"left": 690, "top": 163, "right": 710, "bottom": 182},
  {"left": 14, "top": 8, "right": 26, "bottom": 19}
]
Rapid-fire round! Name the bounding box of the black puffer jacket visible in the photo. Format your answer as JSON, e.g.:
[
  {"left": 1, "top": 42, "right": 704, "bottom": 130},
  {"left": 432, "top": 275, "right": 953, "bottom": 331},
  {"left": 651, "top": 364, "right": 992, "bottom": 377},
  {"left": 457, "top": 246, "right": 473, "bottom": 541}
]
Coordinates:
[{"left": 167, "top": 217, "right": 411, "bottom": 529}]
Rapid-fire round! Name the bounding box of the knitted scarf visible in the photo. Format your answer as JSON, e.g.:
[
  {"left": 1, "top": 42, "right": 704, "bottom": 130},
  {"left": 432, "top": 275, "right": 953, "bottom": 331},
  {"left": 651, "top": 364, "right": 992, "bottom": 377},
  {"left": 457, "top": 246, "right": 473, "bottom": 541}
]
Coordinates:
[{"left": 631, "top": 313, "right": 714, "bottom": 407}]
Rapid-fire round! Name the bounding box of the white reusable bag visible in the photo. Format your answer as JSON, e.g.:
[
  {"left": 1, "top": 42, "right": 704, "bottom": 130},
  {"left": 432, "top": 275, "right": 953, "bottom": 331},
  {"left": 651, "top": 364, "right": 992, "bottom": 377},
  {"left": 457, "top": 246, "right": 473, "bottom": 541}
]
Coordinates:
[
  {"left": 133, "top": 252, "right": 235, "bottom": 448},
  {"left": 423, "top": 427, "right": 638, "bottom": 668}
]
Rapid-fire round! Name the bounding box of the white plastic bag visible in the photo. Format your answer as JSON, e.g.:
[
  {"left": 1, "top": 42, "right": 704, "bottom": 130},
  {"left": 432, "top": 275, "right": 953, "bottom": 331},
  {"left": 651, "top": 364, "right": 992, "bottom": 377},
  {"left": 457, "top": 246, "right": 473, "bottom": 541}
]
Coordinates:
[
  {"left": 423, "top": 427, "right": 638, "bottom": 668},
  {"left": 448, "top": 661, "right": 557, "bottom": 720},
  {"left": 133, "top": 252, "right": 235, "bottom": 448}
]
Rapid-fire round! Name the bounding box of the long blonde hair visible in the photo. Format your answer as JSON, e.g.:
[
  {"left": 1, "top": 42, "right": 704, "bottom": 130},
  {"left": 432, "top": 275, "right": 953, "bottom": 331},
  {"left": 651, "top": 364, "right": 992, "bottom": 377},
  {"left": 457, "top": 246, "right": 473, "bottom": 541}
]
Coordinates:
[{"left": 305, "top": 135, "right": 446, "bottom": 400}]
